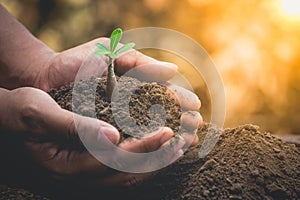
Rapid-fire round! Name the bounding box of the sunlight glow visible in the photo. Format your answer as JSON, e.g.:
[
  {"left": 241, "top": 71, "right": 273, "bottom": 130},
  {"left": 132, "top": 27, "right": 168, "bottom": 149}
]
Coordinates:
[
  {"left": 280, "top": 0, "right": 300, "bottom": 17},
  {"left": 188, "top": 0, "right": 209, "bottom": 6}
]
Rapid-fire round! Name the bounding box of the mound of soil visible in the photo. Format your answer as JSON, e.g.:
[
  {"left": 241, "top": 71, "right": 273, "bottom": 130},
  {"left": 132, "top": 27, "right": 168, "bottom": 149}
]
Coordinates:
[
  {"left": 0, "top": 76, "right": 298, "bottom": 199},
  {"left": 49, "top": 76, "right": 183, "bottom": 141},
  {"left": 134, "top": 124, "right": 300, "bottom": 200}
]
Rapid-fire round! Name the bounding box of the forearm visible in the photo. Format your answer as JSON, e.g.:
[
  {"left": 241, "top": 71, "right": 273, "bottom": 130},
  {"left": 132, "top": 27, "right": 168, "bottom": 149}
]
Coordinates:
[{"left": 0, "top": 5, "right": 56, "bottom": 89}]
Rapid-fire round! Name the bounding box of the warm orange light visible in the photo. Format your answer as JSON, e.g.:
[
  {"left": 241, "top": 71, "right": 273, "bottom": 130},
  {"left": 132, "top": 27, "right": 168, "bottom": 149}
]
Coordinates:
[
  {"left": 188, "top": 0, "right": 209, "bottom": 7},
  {"left": 280, "top": 0, "right": 300, "bottom": 17},
  {"left": 143, "top": 0, "right": 169, "bottom": 11}
]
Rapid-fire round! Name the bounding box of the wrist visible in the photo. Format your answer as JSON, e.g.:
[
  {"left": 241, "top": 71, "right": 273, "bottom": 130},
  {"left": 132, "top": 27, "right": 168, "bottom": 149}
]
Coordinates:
[
  {"left": 0, "top": 5, "right": 56, "bottom": 90},
  {"left": 0, "top": 40, "right": 56, "bottom": 90}
]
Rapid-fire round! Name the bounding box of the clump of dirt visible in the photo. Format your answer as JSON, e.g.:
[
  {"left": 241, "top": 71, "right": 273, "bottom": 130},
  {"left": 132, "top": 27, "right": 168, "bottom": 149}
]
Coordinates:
[
  {"left": 46, "top": 76, "right": 300, "bottom": 200},
  {"left": 49, "top": 76, "right": 183, "bottom": 141}
]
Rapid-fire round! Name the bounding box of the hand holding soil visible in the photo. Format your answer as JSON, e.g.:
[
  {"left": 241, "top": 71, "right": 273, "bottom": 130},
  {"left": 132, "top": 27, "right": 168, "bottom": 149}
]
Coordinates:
[
  {"left": 0, "top": 46, "right": 202, "bottom": 187},
  {"left": 0, "top": 5, "right": 202, "bottom": 188}
]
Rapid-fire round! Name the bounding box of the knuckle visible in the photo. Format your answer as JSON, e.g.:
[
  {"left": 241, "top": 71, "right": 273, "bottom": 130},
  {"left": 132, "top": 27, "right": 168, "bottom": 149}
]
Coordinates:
[
  {"left": 18, "top": 100, "right": 41, "bottom": 131},
  {"left": 12, "top": 88, "right": 47, "bottom": 132},
  {"left": 20, "top": 101, "right": 40, "bottom": 119}
]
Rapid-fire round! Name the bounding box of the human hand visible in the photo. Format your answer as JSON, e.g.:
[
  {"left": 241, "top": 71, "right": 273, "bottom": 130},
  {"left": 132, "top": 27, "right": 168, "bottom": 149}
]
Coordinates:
[
  {"left": 0, "top": 4, "right": 200, "bottom": 188},
  {"left": 0, "top": 87, "right": 184, "bottom": 187},
  {"left": 39, "top": 37, "right": 202, "bottom": 145}
]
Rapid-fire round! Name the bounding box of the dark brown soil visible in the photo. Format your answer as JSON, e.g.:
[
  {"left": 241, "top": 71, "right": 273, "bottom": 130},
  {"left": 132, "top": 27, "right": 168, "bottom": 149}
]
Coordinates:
[
  {"left": 0, "top": 185, "right": 48, "bottom": 200},
  {"left": 0, "top": 76, "right": 299, "bottom": 199},
  {"left": 49, "top": 76, "right": 183, "bottom": 141},
  {"left": 135, "top": 124, "right": 300, "bottom": 200}
]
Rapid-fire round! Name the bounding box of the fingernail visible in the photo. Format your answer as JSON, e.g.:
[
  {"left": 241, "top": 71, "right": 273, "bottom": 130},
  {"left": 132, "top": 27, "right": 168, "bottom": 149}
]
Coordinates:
[{"left": 98, "top": 127, "right": 119, "bottom": 144}]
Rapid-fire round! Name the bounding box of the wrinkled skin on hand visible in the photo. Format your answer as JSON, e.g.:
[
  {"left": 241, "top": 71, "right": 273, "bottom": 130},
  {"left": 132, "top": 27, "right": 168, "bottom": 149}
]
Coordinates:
[{"left": 0, "top": 38, "right": 202, "bottom": 188}]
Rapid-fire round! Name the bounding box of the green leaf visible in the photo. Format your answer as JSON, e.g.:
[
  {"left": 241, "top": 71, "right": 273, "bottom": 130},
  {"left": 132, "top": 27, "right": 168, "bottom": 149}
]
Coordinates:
[
  {"left": 110, "top": 28, "right": 122, "bottom": 53},
  {"left": 110, "top": 53, "right": 118, "bottom": 59},
  {"left": 114, "top": 42, "right": 135, "bottom": 56},
  {"left": 96, "top": 43, "right": 109, "bottom": 51},
  {"left": 94, "top": 49, "right": 110, "bottom": 55}
]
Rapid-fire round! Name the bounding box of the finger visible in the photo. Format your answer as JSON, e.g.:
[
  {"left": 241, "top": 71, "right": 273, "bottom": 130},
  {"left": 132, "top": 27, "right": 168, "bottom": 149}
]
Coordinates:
[
  {"left": 107, "top": 128, "right": 182, "bottom": 173},
  {"left": 160, "top": 135, "right": 186, "bottom": 155},
  {"left": 180, "top": 111, "right": 203, "bottom": 130},
  {"left": 114, "top": 50, "right": 178, "bottom": 82},
  {"left": 96, "top": 135, "right": 186, "bottom": 187},
  {"left": 72, "top": 113, "right": 121, "bottom": 147},
  {"left": 179, "top": 111, "right": 201, "bottom": 147},
  {"left": 118, "top": 127, "right": 174, "bottom": 153},
  {"left": 181, "top": 132, "right": 199, "bottom": 147},
  {"left": 152, "top": 135, "right": 186, "bottom": 166},
  {"left": 165, "top": 83, "right": 201, "bottom": 111}
]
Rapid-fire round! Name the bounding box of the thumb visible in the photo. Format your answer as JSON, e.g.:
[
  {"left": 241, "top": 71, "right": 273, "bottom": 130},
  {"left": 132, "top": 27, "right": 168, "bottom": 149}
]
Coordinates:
[
  {"left": 42, "top": 107, "right": 120, "bottom": 147},
  {"left": 7, "top": 87, "right": 119, "bottom": 147}
]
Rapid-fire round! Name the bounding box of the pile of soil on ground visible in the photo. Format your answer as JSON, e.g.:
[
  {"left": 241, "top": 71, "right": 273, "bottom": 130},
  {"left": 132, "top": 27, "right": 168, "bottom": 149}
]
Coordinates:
[
  {"left": 1, "top": 76, "right": 298, "bottom": 199},
  {"left": 131, "top": 124, "right": 300, "bottom": 200}
]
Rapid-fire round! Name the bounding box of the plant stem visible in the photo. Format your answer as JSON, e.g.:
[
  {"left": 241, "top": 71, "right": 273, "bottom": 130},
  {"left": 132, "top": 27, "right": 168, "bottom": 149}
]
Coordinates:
[{"left": 106, "top": 57, "right": 117, "bottom": 100}]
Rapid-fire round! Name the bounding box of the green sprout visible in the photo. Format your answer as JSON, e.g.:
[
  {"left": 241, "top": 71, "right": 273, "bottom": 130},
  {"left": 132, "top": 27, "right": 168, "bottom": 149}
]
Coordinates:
[{"left": 94, "top": 28, "right": 135, "bottom": 100}]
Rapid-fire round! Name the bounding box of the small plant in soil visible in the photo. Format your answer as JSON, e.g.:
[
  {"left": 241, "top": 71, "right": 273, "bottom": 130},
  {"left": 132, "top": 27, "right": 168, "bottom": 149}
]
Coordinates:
[{"left": 94, "top": 28, "right": 135, "bottom": 100}]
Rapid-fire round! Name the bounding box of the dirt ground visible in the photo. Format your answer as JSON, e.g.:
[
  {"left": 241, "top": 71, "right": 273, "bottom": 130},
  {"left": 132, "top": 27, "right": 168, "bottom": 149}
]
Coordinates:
[
  {"left": 0, "top": 125, "right": 299, "bottom": 199},
  {"left": 0, "top": 77, "right": 299, "bottom": 199}
]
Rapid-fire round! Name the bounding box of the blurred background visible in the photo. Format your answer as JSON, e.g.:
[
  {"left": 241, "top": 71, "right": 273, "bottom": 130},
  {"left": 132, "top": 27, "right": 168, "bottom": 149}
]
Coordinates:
[{"left": 2, "top": 0, "right": 300, "bottom": 134}]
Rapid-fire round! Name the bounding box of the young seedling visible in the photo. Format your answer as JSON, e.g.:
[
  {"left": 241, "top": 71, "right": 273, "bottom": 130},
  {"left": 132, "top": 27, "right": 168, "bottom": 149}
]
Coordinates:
[{"left": 94, "top": 28, "right": 135, "bottom": 100}]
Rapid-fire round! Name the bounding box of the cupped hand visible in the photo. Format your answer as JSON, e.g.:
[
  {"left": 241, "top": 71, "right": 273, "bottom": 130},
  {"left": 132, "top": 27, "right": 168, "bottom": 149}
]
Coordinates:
[
  {"left": 40, "top": 37, "right": 202, "bottom": 145},
  {"left": 0, "top": 87, "right": 184, "bottom": 187}
]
